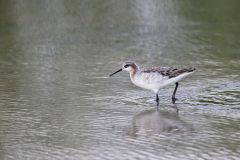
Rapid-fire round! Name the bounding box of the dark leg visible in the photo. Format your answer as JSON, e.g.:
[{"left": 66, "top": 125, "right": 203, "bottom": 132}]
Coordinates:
[
  {"left": 172, "top": 82, "right": 179, "bottom": 104},
  {"left": 156, "top": 94, "right": 159, "bottom": 106}
]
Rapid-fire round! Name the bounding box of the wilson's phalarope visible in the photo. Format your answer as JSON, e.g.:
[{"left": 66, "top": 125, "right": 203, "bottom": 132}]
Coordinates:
[{"left": 109, "top": 62, "right": 196, "bottom": 106}]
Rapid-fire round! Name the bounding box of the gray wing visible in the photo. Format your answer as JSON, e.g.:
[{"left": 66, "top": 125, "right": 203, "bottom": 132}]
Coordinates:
[{"left": 142, "top": 67, "right": 196, "bottom": 78}]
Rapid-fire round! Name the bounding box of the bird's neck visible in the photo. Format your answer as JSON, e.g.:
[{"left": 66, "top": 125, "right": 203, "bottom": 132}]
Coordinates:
[{"left": 129, "top": 66, "right": 139, "bottom": 80}]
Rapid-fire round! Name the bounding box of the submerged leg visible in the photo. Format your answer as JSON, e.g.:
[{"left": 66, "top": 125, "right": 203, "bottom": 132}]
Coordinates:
[
  {"left": 172, "top": 82, "right": 179, "bottom": 104},
  {"left": 156, "top": 94, "right": 159, "bottom": 106}
]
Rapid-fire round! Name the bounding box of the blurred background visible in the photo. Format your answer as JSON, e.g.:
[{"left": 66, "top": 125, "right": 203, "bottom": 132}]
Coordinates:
[{"left": 0, "top": 0, "right": 239, "bottom": 160}]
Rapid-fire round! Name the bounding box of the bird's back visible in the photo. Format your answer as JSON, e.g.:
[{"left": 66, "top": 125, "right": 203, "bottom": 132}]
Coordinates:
[{"left": 142, "top": 67, "right": 196, "bottom": 78}]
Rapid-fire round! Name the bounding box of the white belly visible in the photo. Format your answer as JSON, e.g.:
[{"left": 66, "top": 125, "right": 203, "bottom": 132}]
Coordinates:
[{"left": 130, "top": 72, "right": 194, "bottom": 93}]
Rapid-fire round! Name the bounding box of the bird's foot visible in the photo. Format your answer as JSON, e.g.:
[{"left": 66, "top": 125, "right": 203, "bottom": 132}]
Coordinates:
[
  {"left": 156, "top": 101, "right": 159, "bottom": 107},
  {"left": 172, "top": 97, "right": 178, "bottom": 104}
]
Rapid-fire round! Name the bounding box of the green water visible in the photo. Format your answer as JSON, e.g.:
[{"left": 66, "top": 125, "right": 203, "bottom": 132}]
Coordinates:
[{"left": 0, "top": 0, "right": 240, "bottom": 160}]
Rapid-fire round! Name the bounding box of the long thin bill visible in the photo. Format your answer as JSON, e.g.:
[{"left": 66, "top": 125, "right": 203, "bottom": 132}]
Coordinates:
[{"left": 109, "top": 68, "right": 122, "bottom": 77}]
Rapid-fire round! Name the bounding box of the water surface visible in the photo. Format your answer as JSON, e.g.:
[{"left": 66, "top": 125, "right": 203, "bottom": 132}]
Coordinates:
[{"left": 0, "top": 0, "right": 240, "bottom": 160}]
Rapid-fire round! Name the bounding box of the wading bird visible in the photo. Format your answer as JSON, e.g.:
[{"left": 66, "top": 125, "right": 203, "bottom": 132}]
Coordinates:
[{"left": 109, "top": 62, "right": 196, "bottom": 106}]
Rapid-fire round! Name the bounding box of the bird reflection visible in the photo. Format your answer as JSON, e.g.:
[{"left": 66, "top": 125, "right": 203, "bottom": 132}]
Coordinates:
[{"left": 128, "top": 105, "right": 193, "bottom": 137}]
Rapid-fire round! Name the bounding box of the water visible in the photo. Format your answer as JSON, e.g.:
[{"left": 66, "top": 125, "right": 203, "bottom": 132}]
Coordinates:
[{"left": 0, "top": 0, "right": 240, "bottom": 159}]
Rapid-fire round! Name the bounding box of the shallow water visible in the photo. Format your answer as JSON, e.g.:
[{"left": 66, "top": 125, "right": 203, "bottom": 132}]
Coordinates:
[{"left": 0, "top": 0, "right": 240, "bottom": 160}]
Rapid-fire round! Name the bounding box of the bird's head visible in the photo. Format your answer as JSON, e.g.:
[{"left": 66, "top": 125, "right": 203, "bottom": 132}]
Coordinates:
[{"left": 109, "top": 62, "right": 138, "bottom": 77}]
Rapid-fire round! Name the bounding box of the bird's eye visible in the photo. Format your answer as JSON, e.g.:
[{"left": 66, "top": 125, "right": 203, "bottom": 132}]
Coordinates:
[{"left": 124, "top": 64, "right": 129, "bottom": 68}]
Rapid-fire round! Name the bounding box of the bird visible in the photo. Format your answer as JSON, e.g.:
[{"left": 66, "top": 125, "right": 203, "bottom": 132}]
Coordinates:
[{"left": 109, "top": 62, "right": 196, "bottom": 106}]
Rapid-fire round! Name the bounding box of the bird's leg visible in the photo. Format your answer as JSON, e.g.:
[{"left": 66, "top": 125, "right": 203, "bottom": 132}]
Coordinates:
[
  {"left": 172, "top": 82, "right": 179, "bottom": 104},
  {"left": 156, "top": 93, "right": 159, "bottom": 106}
]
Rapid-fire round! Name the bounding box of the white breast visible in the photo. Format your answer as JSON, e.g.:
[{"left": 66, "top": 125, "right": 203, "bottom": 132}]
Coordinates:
[{"left": 131, "top": 72, "right": 167, "bottom": 93}]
